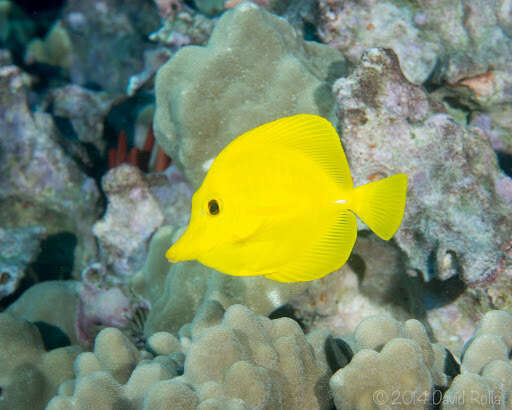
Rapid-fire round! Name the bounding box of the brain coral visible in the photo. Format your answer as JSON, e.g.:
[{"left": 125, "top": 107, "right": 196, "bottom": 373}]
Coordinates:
[{"left": 154, "top": 1, "right": 346, "bottom": 188}]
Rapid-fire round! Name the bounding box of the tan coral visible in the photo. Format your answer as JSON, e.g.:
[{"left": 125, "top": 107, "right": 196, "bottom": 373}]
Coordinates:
[
  {"left": 183, "top": 303, "right": 331, "bottom": 409},
  {"left": 354, "top": 315, "right": 448, "bottom": 387},
  {"left": 473, "top": 310, "right": 512, "bottom": 349},
  {"left": 461, "top": 310, "right": 512, "bottom": 374},
  {"left": 0, "top": 313, "right": 81, "bottom": 410},
  {"left": 154, "top": 1, "right": 345, "bottom": 188},
  {"left": 442, "top": 372, "right": 508, "bottom": 410},
  {"left": 47, "top": 327, "right": 184, "bottom": 409},
  {"left": 444, "top": 310, "right": 512, "bottom": 409},
  {"left": 48, "top": 304, "right": 330, "bottom": 409},
  {"left": 330, "top": 338, "right": 433, "bottom": 410}
]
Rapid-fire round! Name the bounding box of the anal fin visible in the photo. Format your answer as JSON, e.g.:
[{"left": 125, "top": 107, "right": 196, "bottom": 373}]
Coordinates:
[{"left": 265, "top": 210, "right": 358, "bottom": 283}]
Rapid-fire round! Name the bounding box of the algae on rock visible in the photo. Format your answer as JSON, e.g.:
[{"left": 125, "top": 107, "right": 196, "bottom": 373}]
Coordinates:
[
  {"left": 154, "top": 1, "right": 346, "bottom": 188},
  {"left": 333, "top": 48, "right": 512, "bottom": 306},
  {"left": 0, "top": 64, "right": 102, "bottom": 279},
  {"left": 318, "top": 0, "right": 512, "bottom": 86}
]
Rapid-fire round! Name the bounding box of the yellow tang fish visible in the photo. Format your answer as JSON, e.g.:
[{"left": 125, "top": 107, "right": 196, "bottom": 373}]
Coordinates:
[{"left": 166, "top": 114, "right": 407, "bottom": 283}]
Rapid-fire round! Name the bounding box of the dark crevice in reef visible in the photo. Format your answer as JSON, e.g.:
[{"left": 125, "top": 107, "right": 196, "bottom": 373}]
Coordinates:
[
  {"left": 33, "top": 320, "right": 71, "bottom": 350},
  {"left": 496, "top": 151, "right": 512, "bottom": 177},
  {"left": 50, "top": 112, "right": 106, "bottom": 182},
  {"left": 24, "top": 64, "right": 71, "bottom": 95},
  {"left": 1, "top": 232, "right": 77, "bottom": 311},
  {"left": 324, "top": 335, "right": 354, "bottom": 373},
  {"left": 443, "top": 347, "right": 460, "bottom": 378},
  {"left": 268, "top": 303, "right": 306, "bottom": 331},
  {"left": 103, "top": 92, "right": 154, "bottom": 156},
  {"left": 12, "top": 0, "right": 65, "bottom": 15},
  {"left": 422, "top": 275, "right": 467, "bottom": 310},
  {"left": 31, "top": 232, "right": 77, "bottom": 282},
  {"left": 303, "top": 20, "right": 321, "bottom": 42},
  {"left": 0, "top": 273, "right": 35, "bottom": 312},
  {"left": 3, "top": 0, "right": 66, "bottom": 64},
  {"left": 442, "top": 96, "right": 471, "bottom": 123}
]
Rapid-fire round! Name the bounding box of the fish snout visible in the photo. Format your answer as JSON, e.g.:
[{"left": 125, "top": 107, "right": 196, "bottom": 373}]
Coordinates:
[
  {"left": 165, "top": 245, "right": 182, "bottom": 263},
  {"left": 165, "top": 225, "right": 200, "bottom": 263}
]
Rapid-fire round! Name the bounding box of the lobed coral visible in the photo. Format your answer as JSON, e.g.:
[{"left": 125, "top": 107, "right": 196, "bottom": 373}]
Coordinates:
[
  {"left": 6, "top": 280, "right": 81, "bottom": 344},
  {"left": 24, "top": 22, "right": 72, "bottom": 69},
  {"left": 5, "top": 269, "right": 141, "bottom": 347},
  {"left": 47, "top": 304, "right": 331, "bottom": 409},
  {"left": 0, "top": 313, "right": 81, "bottom": 409},
  {"left": 154, "top": 1, "right": 346, "bottom": 188},
  {"left": 329, "top": 314, "right": 455, "bottom": 409},
  {"left": 40, "top": 307, "right": 512, "bottom": 410},
  {"left": 5, "top": 295, "right": 512, "bottom": 410},
  {"left": 443, "top": 310, "right": 512, "bottom": 409}
]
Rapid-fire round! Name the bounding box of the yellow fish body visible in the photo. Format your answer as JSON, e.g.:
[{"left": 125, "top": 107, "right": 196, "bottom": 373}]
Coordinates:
[{"left": 166, "top": 114, "right": 407, "bottom": 283}]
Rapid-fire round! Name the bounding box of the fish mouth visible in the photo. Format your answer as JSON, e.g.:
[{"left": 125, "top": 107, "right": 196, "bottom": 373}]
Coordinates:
[
  {"left": 165, "top": 223, "right": 214, "bottom": 263},
  {"left": 165, "top": 233, "right": 195, "bottom": 263},
  {"left": 165, "top": 246, "right": 181, "bottom": 263}
]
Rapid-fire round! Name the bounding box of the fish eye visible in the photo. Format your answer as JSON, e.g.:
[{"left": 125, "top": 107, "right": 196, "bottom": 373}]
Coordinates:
[{"left": 208, "top": 199, "right": 220, "bottom": 215}]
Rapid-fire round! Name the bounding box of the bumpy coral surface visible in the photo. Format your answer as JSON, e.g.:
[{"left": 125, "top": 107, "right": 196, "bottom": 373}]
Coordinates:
[
  {"left": 443, "top": 310, "right": 512, "bottom": 409},
  {"left": 0, "top": 313, "right": 81, "bottom": 410},
  {"left": 334, "top": 48, "right": 512, "bottom": 302},
  {"left": 154, "top": 1, "right": 346, "bottom": 187},
  {"left": 329, "top": 314, "right": 461, "bottom": 409},
  {"left": 6, "top": 281, "right": 80, "bottom": 344},
  {"left": 11, "top": 304, "right": 512, "bottom": 409},
  {"left": 331, "top": 338, "right": 433, "bottom": 410},
  {"left": 48, "top": 304, "right": 331, "bottom": 409}
]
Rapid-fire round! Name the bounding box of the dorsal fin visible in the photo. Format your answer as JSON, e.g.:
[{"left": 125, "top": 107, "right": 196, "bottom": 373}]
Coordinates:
[{"left": 233, "top": 114, "right": 353, "bottom": 191}]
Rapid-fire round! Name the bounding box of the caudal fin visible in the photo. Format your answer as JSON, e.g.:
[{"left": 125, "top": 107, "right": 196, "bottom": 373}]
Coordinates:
[{"left": 350, "top": 174, "right": 407, "bottom": 240}]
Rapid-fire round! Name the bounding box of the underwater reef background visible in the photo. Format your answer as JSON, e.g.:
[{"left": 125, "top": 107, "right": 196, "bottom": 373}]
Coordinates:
[{"left": 1, "top": 0, "right": 512, "bottom": 409}]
